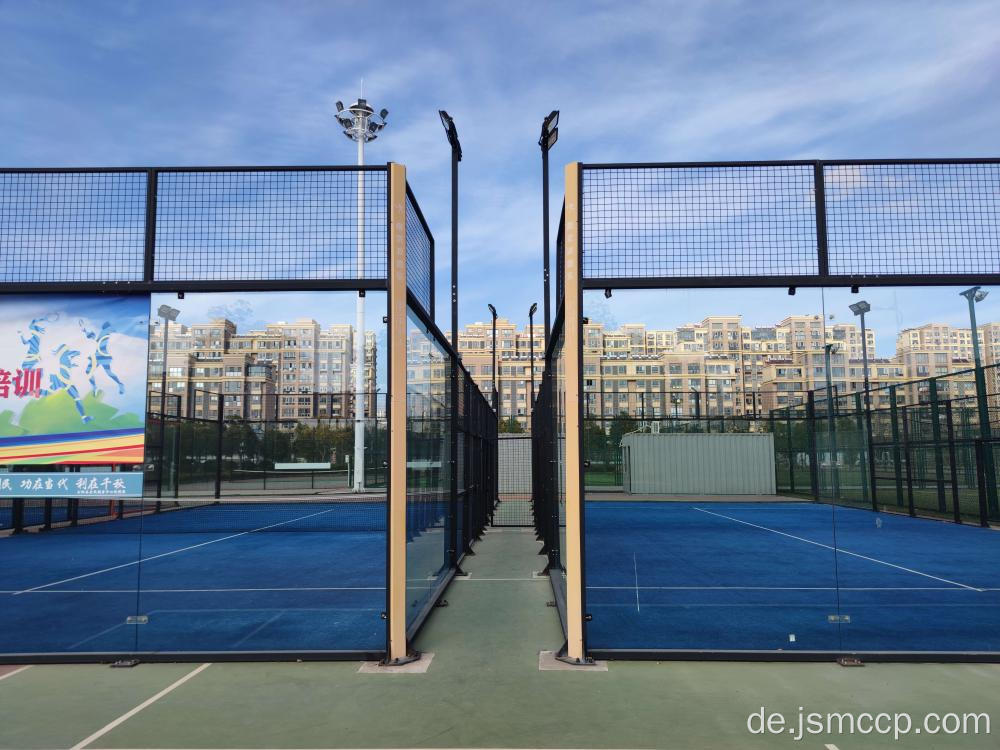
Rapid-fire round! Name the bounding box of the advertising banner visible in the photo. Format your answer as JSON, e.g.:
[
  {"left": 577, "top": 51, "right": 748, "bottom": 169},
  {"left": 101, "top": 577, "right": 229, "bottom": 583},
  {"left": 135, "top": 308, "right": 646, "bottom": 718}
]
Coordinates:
[
  {"left": 0, "top": 295, "right": 149, "bottom": 465},
  {"left": 0, "top": 471, "right": 144, "bottom": 498}
]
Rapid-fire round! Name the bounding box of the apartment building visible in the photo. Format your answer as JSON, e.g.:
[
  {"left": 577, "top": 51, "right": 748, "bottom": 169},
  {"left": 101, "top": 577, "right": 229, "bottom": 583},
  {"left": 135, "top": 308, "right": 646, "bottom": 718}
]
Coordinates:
[{"left": 148, "top": 317, "right": 378, "bottom": 420}]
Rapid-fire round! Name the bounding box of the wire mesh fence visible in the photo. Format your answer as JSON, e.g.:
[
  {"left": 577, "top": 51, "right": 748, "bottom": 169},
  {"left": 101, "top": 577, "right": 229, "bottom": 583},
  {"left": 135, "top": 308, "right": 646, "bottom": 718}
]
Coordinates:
[
  {"left": 577, "top": 160, "right": 1000, "bottom": 284},
  {"left": 0, "top": 166, "right": 390, "bottom": 286}
]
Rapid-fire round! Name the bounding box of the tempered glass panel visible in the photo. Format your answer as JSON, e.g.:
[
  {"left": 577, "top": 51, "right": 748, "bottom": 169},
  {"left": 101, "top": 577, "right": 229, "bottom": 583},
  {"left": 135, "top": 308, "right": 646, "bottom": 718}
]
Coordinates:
[
  {"left": 136, "top": 290, "right": 388, "bottom": 653},
  {"left": 826, "top": 286, "right": 1000, "bottom": 653},
  {"left": 404, "top": 306, "right": 451, "bottom": 628},
  {"left": 582, "top": 288, "right": 839, "bottom": 651},
  {"left": 0, "top": 481, "right": 142, "bottom": 655}
]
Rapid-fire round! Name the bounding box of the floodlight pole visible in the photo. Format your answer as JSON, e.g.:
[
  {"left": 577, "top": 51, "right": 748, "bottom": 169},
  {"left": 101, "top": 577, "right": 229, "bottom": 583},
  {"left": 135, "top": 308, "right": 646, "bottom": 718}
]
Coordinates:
[
  {"left": 336, "top": 96, "right": 388, "bottom": 493},
  {"left": 540, "top": 111, "right": 559, "bottom": 346},
  {"left": 853, "top": 303, "right": 877, "bottom": 508},
  {"left": 355, "top": 132, "right": 366, "bottom": 492},
  {"left": 962, "top": 287, "right": 997, "bottom": 513},
  {"left": 824, "top": 343, "right": 841, "bottom": 498},
  {"left": 155, "top": 305, "right": 180, "bottom": 499},
  {"left": 488, "top": 304, "right": 498, "bottom": 414},
  {"left": 529, "top": 303, "right": 538, "bottom": 412},
  {"left": 157, "top": 315, "right": 169, "bottom": 499}
]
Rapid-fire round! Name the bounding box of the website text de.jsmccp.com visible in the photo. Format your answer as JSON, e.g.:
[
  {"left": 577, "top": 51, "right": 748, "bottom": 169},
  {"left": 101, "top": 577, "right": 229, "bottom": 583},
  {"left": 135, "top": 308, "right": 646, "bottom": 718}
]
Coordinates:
[{"left": 747, "top": 707, "right": 991, "bottom": 742}]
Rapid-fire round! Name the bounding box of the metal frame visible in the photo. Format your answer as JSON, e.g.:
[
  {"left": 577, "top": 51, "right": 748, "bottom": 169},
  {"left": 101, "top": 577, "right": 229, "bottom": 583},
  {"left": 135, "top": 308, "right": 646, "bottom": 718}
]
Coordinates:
[
  {"left": 580, "top": 158, "right": 1000, "bottom": 291},
  {"left": 557, "top": 157, "right": 1000, "bottom": 664},
  {"left": 0, "top": 162, "right": 444, "bottom": 665}
]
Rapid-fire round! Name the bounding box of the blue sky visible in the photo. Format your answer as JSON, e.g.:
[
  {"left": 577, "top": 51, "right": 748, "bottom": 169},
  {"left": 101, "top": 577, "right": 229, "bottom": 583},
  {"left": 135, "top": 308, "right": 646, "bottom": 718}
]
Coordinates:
[{"left": 3, "top": 1, "right": 1000, "bottom": 341}]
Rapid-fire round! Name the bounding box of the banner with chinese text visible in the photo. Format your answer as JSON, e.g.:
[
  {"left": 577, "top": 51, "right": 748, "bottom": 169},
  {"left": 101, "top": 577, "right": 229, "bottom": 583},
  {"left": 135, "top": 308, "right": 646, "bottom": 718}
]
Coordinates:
[
  {"left": 0, "top": 295, "right": 149, "bottom": 465},
  {"left": 0, "top": 471, "right": 144, "bottom": 497}
]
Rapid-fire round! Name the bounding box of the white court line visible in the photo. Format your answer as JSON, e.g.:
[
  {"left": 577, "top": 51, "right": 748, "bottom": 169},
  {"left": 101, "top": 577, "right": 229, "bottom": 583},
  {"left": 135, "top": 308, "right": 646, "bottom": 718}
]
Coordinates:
[
  {"left": 588, "top": 586, "right": 974, "bottom": 592},
  {"left": 69, "top": 663, "right": 211, "bottom": 750},
  {"left": 232, "top": 611, "right": 285, "bottom": 647},
  {"left": 694, "top": 507, "right": 983, "bottom": 592},
  {"left": 452, "top": 577, "right": 545, "bottom": 582},
  {"left": 13, "top": 505, "right": 347, "bottom": 595},
  {"left": 3, "top": 586, "right": 386, "bottom": 594},
  {"left": 0, "top": 665, "right": 31, "bottom": 682},
  {"left": 633, "top": 553, "right": 640, "bottom": 614}
]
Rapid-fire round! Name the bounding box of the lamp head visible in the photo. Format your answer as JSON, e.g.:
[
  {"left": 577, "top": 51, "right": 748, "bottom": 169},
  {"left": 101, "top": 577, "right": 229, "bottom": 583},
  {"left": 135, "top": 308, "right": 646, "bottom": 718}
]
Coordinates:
[
  {"left": 488, "top": 304, "right": 497, "bottom": 319},
  {"left": 849, "top": 300, "right": 871, "bottom": 316},
  {"left": 529, "top": 302, "right": 537, "bottom": 316},
  {"left": 157, "top": 305, "right": 180, "bottom": 322},
  {"left": 961, "top": 286, "right": 985, "bottom": 303}
]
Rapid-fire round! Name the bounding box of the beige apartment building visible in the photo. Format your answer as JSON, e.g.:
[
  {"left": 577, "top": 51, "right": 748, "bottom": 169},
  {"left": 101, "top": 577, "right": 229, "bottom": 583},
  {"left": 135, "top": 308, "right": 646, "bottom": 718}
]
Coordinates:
[
  {"left": 148, "top": 318, "right": 378, "bottom": 421},
  {"left": 454, "top": 314, "right": 1000, "bottom": 429}
]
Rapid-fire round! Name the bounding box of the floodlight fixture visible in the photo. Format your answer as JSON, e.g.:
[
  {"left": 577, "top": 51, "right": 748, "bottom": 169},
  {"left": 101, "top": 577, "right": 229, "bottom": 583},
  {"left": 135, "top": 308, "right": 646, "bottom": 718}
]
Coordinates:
[
  {"left": 438, "top": 110, "right": 462, "bottom": 161},
  {"left": 157, "top": 304, "right": 180, "bottom": 321},
  {"left": 849, "top": 301, "right": 871, "bottom": 316},
  {"left": 788, "top": 286, "right": 796, "bottom": 296},
  {"left": 335, "top": 97, "right": 388, "bottom": 143}
]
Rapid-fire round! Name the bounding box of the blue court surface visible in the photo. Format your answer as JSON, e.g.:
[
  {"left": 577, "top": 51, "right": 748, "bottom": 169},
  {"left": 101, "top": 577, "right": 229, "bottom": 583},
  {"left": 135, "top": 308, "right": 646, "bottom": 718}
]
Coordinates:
[
  {"left": 585, "top": 499, "right": 1000, "bottom": 653},
  {"left": 0, "top": 499, "right": 405, "bottom": 656}
]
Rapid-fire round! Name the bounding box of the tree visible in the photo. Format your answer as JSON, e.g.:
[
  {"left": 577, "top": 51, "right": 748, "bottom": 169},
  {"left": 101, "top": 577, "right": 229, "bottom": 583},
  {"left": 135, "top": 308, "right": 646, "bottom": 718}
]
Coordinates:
[{"left": 499, "top": 416, "right": 525, "bottom": 434}]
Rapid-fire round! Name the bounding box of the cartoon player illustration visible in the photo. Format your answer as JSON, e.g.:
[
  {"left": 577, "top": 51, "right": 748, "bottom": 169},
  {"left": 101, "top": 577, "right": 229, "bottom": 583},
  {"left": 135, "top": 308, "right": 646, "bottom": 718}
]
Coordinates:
[
  {"left": 79, "top": 320, "right": 126, "bottom": 395},
  {"left": 18, "top": 313, "right": 59, "bottom": 371},
  {"left": 40, "top": 344, "right": 92, "bottom": 423}
]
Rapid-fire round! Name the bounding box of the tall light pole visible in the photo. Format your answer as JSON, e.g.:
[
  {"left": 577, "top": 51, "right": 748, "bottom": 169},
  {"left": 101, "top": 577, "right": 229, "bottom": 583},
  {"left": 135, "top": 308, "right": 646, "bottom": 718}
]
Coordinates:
[
  {"left": 488, "top": 304, "right": 498, "bottom": 415},
  {"left": 961, "top": 286, "right": 996, "bottom": 512},
  {"left": 850, "top": 300, "right": 876, "bottom": 506},
  {"left": 440, "top": 111, "right": 462, "bottom": 565},
  {"left": 539, "top": 110, "right": 559, "bottom": 347},
  {"left": 528, "top": 302, "right": 538, "bottom": 412},
  {"left": 156, "top": 304, "right": 180, "bottom": 499},
  {"left": 439, "top": 111, "right": 461, "bottom": 349},
  {"left": 824, "top": 342, "right": 841, "bottom": 498},
  {"left": 335, "top": 96, "right": 388, "bottom": 492}
]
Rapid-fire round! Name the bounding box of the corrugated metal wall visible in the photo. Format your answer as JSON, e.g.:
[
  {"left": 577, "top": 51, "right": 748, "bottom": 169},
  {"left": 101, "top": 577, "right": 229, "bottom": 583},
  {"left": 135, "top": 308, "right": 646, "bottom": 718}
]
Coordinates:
[{"left": 622, "top": 433, "right": 776, "bottom": 495}]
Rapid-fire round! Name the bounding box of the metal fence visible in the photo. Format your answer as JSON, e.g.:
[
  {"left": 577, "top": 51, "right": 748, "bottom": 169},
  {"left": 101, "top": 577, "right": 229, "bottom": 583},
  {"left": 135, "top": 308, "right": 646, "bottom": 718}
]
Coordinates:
[
  {"left": 572, "top": 159, "right": 1000, "bottom": 288},
  {"left": 551, "top": 158, "right": 1000, "bottom": 663},
  {"left": 0, "top": 166, "right": 390, "bottom": 289},
  {"left": 494, "top": 434, "right": 532, "bottom": 526},
  {"left": 0, "top": 162, "right": 485, "bottom": 665}
]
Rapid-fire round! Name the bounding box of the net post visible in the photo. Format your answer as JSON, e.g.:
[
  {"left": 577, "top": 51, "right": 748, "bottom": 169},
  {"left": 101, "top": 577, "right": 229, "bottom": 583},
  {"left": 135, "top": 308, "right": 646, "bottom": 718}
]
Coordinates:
[
  {"left": 387, "top": 162, "right": 409, "bottom": 662},
  {"left": 563, "top": 162, "right": 586, "bottom": 662}
]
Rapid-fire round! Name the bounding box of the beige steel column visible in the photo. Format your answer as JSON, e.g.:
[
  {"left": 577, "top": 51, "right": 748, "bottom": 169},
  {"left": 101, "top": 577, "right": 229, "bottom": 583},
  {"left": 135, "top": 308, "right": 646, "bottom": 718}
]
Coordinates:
[
  {"left": 388, "top": 162, "right": 408, "bottom": 661},
  {"left": 563, "top": 162, "right": 585, "bottom": 661}
]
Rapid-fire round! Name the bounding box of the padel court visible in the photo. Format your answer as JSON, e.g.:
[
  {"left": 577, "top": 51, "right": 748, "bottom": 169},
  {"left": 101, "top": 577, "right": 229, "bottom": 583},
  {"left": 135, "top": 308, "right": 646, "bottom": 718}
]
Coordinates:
[
  {"left": 585, "top": 497, "right": 1000, "bottom": 654},
  {"left": 1, "top": 496, "right": 452, "bottom": 656}
]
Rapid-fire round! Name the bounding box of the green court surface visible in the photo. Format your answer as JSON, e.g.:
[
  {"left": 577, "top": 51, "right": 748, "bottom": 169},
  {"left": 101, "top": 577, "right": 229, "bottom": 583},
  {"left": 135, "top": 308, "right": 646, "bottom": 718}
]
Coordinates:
[{"left": 1, "top": 530, "right": 998, "bottom": 750}]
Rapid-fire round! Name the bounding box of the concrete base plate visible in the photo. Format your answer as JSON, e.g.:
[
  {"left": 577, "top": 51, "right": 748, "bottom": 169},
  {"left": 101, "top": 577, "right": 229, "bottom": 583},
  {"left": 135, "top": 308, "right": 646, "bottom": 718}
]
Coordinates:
[
  {"left": 538, "top": 650, "right": 608, "bottom": 671},
  {"left": 358, "top": 652, "right": 434, "bottom": 674}
]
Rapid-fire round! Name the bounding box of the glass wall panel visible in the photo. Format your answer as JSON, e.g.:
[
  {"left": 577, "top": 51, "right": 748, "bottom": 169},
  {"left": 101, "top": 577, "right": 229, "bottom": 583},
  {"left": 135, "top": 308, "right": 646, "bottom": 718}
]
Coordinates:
[
  {"left": 582, "top": 288, "right": 840, "bottom": 651},
  {"left": 826, "top": 286, "right": 1000, "bottom": 653},
  {"left": 404, "top": 305, "right": 451, "bottom": 629},
  {"left": 136, "top": 291, "right": 387, "bottom": 653}
]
